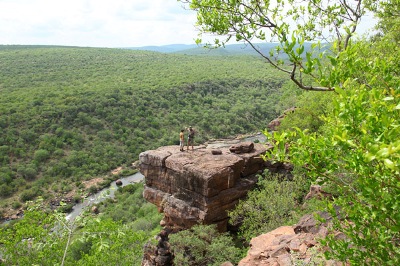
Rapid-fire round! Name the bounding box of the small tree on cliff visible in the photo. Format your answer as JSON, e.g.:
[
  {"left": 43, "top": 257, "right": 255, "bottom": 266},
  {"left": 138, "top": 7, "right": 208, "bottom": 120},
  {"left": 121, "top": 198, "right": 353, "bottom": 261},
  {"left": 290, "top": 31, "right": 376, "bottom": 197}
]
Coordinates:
[{"left": 179, "top": 0, "right": 400, "bottom": 265}]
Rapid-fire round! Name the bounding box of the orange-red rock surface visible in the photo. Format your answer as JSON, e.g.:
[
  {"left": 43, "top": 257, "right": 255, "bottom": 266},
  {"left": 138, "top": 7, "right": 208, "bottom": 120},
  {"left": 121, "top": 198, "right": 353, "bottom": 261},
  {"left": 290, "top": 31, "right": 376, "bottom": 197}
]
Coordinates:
[{"left": 139, "top": 142, "right": 271, "bottom": 231}]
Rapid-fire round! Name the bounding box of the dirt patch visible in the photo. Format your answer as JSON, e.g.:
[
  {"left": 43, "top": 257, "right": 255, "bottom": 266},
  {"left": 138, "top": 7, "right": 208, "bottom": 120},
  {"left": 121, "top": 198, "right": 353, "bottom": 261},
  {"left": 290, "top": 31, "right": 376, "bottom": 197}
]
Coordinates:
[
  {"left": 82, "top": 177, "right": 105, "bottom": 189},
  {"left": 111, "top": 166, "right": 123, "bottom": 175}
]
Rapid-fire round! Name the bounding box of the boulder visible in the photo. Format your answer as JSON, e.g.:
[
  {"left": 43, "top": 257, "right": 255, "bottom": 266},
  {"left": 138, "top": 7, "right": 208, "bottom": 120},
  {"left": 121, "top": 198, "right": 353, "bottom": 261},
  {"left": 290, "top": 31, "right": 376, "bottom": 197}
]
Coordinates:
[
  {"left": 293, "top": 212, "right": 332, "bottom": 235},
  {"left": 211, "top": 149, "right": 223, "bottom": 155},
  {"left": 229, "top": 141, "right": 254, "bottom": 154},
  {"left": 91, "top": 206, "right": 99, "bottom": 214}
]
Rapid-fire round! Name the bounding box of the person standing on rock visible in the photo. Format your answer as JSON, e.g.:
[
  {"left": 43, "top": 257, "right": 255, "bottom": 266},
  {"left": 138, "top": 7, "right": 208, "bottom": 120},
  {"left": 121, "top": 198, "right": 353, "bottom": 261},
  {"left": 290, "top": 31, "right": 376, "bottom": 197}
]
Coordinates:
[
  {"left": 179, "top": 129, "right": 185, "bottom": 151},
  {"left": 187, "top": 126, "right": 195, "bottom": 151}
]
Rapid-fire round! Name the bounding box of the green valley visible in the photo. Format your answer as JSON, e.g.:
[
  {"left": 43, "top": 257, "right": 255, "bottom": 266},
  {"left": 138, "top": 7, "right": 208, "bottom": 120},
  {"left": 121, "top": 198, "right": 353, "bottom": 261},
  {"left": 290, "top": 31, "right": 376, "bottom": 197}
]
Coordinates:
[{"left": 0, "top": 45, "right": 288, "bottom": 217}]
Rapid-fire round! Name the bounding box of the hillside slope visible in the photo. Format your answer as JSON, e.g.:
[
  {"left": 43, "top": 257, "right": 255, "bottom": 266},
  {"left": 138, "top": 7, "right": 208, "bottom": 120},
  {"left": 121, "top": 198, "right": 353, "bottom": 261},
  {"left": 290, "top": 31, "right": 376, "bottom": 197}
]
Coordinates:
[{"left": 0, "top": 45, "right": 288, "bottom": 213}]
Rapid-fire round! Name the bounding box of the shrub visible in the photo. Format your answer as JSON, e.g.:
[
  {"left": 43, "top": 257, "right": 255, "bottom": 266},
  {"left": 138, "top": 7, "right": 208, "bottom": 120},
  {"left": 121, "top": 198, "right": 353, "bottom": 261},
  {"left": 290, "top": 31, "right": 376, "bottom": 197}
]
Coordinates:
[
  {"left": 73, "top": 195, "right": 82, "bottom": 203},
  {"left": 18, "top": 164, "right": 38, "bottom": 180},
  {"left": 88, "top": 185, "right": 98, "bottom": 194},
  {"left": 119, "top": 183, "right": 139, "bottom": 194},
  {"left": 169, "top": 224, "right": 243, "bottom": 266},
  {"left": 11, "top": 201, "right": 22, "bottom": 209},
  {"left": 229, "top": 172, "right": 308, "bottom": 241},
  {"left": 0, "top": 184, "right": 13, "bottom": 198},
  {"left": 69, "top": 239, "right": 93, "bottom": 261},
  {"left": 33, "top": 149, "right": 50, "bottom": 162},
  {"left": 53, "top": 148, "right": 64, "bottom": 157},
  {"left": 19, "top": 189, "right": 38, "bottom": 202},
  {"left": 58, "top": 203, "right": 73, "bottom": 213},
  {"left": 99, "top": 178, "right": 112, "bottom": 189}
]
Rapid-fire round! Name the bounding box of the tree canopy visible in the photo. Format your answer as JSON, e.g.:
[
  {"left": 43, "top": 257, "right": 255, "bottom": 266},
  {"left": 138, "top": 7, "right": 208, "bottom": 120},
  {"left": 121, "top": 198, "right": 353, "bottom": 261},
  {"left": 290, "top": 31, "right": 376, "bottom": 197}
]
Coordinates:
[{"left": 180, "top": 0, "right": 380, "bottom": 91}]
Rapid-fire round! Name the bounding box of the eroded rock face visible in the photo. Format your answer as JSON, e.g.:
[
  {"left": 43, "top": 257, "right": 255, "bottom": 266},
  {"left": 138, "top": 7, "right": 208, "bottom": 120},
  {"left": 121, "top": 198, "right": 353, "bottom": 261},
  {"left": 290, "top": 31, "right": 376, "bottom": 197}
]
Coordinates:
[{"left": 139, "top": 143, "right": 273, "bottom": 231}]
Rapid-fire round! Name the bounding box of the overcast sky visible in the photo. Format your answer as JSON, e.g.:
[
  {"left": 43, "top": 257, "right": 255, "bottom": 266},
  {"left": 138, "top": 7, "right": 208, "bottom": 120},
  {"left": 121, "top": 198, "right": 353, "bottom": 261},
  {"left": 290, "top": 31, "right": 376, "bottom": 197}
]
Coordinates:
[
  {"left": 0, "top": 0, "right": 377, "bottom": 48},
  {"left": 0, "top": 0, "right": 201, "bottom": 48}
]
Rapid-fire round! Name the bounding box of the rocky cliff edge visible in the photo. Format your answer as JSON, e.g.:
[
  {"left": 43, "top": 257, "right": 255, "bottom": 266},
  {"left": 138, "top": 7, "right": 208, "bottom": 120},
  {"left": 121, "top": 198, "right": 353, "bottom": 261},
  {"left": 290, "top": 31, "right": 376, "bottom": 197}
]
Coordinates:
[{"left": 139, "top": 141, "right": 292, "bottom": 232}]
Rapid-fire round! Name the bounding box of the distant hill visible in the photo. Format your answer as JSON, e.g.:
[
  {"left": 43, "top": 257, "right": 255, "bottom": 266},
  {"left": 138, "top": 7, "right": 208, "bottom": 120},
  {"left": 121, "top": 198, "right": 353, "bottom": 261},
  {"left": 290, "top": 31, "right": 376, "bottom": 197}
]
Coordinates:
[
  {"left": 123, "top": 44, "right": 199, "bottom": 53},
  {"left": 124, "top": 42, "right": 323, "bottom": 56},
  {"left": 173, "top": 43, "right": 279, "bottom": 56},
  {"left": 124, "top": 43, "right": 278, "bottom": 55}
]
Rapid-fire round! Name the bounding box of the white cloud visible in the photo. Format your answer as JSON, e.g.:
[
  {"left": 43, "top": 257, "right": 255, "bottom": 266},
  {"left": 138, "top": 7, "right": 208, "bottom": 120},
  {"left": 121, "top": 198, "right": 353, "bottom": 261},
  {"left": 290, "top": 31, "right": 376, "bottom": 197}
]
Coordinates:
[
  {"left": 0, "top": 0, "right": 199, "bottom": 47},
  {"left": 0, "top": 0, "right": 377, "bottom": 48}
]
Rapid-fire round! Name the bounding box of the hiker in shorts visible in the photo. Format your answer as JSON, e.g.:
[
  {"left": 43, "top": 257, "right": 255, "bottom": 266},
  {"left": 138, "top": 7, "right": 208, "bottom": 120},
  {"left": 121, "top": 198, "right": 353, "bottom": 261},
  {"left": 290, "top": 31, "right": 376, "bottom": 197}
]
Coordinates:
[
  {"left": 179, "top": 129, "right": 185, "bottom": 151},
  {"left": 187, "top": 127, "right": 195, "bottom": 150}
]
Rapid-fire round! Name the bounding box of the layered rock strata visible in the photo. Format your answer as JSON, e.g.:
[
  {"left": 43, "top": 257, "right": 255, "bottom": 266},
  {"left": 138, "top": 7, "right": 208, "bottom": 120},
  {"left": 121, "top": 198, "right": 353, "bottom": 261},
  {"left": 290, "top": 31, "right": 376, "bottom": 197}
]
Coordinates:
[{"left": 139, "top": 142, "right": 274, "bottom": 231}]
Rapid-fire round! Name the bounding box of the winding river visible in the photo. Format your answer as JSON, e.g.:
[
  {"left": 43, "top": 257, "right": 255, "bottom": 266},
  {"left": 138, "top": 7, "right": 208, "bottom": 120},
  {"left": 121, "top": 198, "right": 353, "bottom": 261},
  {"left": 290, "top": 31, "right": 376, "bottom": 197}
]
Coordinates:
[{"left": 65, "top": 172, "right": 144, "bottom": 221}]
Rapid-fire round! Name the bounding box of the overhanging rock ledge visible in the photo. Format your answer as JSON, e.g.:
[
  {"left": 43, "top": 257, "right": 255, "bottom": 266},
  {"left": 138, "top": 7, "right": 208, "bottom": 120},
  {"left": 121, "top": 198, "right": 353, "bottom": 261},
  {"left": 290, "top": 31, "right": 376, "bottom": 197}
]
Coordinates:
[{"left": 139, "top": 142, "right": 290, "bottom": 232}]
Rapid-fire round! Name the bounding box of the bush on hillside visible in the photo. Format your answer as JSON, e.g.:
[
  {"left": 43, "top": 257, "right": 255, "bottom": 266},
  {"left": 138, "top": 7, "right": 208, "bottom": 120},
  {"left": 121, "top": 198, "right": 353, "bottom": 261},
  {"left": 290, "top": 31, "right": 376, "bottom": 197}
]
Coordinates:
[
  {"left": 169, "top": 224, "right": 243, "bottom": 266},
  {"left": 229, "top": 171, "right": 309, "bottom": 242}
]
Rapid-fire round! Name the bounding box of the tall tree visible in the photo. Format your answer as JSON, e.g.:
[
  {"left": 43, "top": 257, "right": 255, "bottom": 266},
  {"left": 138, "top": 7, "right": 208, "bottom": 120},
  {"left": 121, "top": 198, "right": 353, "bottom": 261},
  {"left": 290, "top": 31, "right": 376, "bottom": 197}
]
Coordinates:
[{"left": 180, "top": 0, "right": 375, "bottom": 91}]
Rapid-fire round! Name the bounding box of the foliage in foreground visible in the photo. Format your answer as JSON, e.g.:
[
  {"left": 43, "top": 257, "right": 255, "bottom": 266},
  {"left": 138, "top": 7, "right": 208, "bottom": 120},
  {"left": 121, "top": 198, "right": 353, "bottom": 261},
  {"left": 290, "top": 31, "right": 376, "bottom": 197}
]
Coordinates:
[
  {"left": 277, "top": 90, "right": 334, "bottom": 133},
  {"left": 0, "top": 183, "right": 161, "bottom": 266},
  {"left": 182, "top": 0, "right": 399, "bottom": 264},
  {"left": 268, "top": 32, "right": 400, "bottom": 266},
  {"left": 169, "top": 224, "right": 243, "bottom": 266},
  {"left": 98, "top": 182, "right": 163, "bottom": 229}
]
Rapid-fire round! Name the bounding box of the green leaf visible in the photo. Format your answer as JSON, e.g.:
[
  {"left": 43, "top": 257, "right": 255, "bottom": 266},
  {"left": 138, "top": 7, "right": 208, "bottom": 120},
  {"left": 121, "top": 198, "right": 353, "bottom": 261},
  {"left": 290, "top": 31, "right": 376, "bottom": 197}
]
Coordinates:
[
  {"left": 328, "top": 56, "right": 337, "bottom": 66},
  {"left": 377, "top": 148, "right": 390, "bottom": 158},
  {"left": 364, "top": 153, "right": 376, "bottom": 162},
  {"left": 384, "top": 159, "right": 395, "bottom": 170},
  {"left": 383, "top": 96, "right": 394, "bottom": 101},
  {"left": 334, "top": 86, "right": 345, "bottom": 95}
]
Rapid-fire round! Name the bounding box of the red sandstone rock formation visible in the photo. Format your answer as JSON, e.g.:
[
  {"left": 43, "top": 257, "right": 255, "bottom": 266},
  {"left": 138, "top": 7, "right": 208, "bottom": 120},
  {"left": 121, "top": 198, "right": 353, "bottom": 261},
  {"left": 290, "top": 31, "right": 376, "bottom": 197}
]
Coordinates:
[
  {"left": 139, "top": 142, "right": 272, "bottom": 232},
  {"left": 140, "top": 141, "right": 296, "bottom": 265}
]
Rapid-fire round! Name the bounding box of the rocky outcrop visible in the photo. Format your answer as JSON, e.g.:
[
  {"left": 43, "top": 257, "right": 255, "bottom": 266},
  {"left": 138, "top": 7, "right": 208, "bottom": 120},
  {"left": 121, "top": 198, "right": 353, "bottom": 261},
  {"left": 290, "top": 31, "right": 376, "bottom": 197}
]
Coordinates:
[
  {"left": 140, "top": 140, "right": 296, "bottom": 266},
  {"left": 139, "top": 142, "right": 278, "bottom": 232},
  {"left": 239, "top": 212, "right": 345, "bottom": 266}
]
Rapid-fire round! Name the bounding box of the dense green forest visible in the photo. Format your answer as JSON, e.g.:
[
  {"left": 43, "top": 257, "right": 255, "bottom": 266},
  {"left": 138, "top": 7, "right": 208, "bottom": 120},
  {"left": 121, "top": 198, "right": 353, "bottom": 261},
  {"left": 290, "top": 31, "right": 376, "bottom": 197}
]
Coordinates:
[
  {"left": 0, "top": 45, "right": 288, "bottom": 216},
  {"left": 1, "top": 0, "right": 398, "bottom": 264}
]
